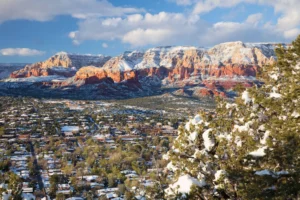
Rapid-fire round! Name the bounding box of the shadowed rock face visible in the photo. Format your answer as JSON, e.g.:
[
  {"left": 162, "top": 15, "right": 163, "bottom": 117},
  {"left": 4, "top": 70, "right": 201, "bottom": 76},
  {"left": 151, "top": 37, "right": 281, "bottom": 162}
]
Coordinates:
[{"left": 8, "top": 42, "right": 281, "bottom": 98}]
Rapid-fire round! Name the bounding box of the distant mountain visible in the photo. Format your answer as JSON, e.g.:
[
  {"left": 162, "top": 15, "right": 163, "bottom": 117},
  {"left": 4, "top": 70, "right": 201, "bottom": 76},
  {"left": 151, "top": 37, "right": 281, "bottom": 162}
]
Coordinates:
[
  {"left": 10, "top": 52, "right": 111, "bottom": 78},
  {"left": 0, "top": 63, "right": 28, "bottom": 79},
  {"left": 2, "top": 41, "right": 284, "bottom": 100}
]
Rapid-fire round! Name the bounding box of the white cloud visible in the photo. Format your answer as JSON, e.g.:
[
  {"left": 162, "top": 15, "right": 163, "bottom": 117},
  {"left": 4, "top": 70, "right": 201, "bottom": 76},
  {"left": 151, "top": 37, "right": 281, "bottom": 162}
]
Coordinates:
[
  {"left": 0, "top": 0, "right": 143, "bottom": 23},
  {"left": 69, "top": 31, "right": 77, "bottom": 39},
  {"left": 246, "top": 13, "right": 263, "bottom": 26},
  {"left": 69, "top": 11, "right": 286, "bottom": 48},
  {"left": 0, "top": 48, "right": 45, "bottom": 56},
  {"left": 122, "top": 29, "right": 174, "bottom": 46},
  {"left": 102, "top": 43, "right": 109, "bottom": 48},
  {"left": 2, "top": 0, "right": 299, "bottom": 49},
  {"left": 264, "top": 0, "right": 300, "bottom": 39},
  {"left": 168, "top": 0, "right": 194, "bottom": 6},
  {"left": 200, "top": 21, "right": 283, "bottom": 45},
  {"left": 69, "top": 12, "right": 205, "bottom": 47},
  {"left": 192, "top": 0, "right": 255, "bottom": 15},
  {"left": 284, "top": 28, "right": 300, "bottom": 39},
  {"left": 72, "top": 40, "right": 81, "bottom": 46},
  {"left": 188, "top": 0, "right": 300, "bottom": 39}
]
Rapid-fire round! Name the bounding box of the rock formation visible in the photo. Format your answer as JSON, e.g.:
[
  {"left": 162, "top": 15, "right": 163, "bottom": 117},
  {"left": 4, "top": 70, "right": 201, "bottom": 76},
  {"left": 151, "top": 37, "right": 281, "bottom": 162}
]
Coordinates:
[
  {"left": 8, "top": 41, "right": 282, "bottom": 98},
  {"left": 10, "top": 52, "right": 111, "bottom": 78}
]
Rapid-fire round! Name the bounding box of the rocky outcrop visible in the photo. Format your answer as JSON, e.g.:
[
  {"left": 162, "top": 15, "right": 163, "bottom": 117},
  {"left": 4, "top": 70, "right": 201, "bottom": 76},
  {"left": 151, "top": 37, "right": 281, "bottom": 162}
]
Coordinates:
[
  {"left": 11, "top": 42, "right": 278, "bottom": 81},
  {"left": 74, "top": 66, "right": 108, "bottom": 84},
  {"left": 173, "top": 87, "right": 227, "bottom": 98},
  {"left": 203, "top": 80, "right": 254, "bottom": 90},
  {"left": 192, "top": 87, "right": 226, "bottom": 98},
  {"left": 10, "top": 64, "right": 76, "bottom": 78},
  {"left": 10, "top": 52, "right": 111, "bottom": 78},
  {"left": 97, "top": 42, "right": 277, "bottom": 84},
  {"left": 8, "top": 41, "right": 283, "bottom": 99}
]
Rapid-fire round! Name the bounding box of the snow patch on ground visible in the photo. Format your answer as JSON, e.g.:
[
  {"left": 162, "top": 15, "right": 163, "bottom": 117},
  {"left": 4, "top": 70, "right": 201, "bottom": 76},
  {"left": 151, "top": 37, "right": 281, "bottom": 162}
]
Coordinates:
[
  {"left": 242, "top": 90, "right": 252, "bottom": 104},
  {"left": 269, "top": 73, "right": 279, "bottom": 80},
  {"left": 202, "top": 128, "right": 215, "bottom": 151},
  {"left": 270, "top": 87, "right": 282, "bottom": 98},
  {"left": 3, "top": 75, "right": 67, "bottom": 83},
  {"left": 292, "top": 111, "right": 300, "bottom": 118},
  {"left": 249, "top": 146, "right": 267, "bottom": 157},
  {"left": 185, "top": 114, "right": 203, "bottom": 132},
  {"left": 162, "top": 152, "right": 170, "bottom": 160},
  {"left": 235, "top": 136, "right": 242, "bottom": 147},
  {"left": 233, "top": 121, "right": 253, "bottom": 132},
  {"left": 214, "top": 170, "right": 226, "bottom": 181},
  {"left": 166, "top": 162, "right": 178, "bottom": 171},
  {"left": 260, "top": 130, "right": 270, "bottom": 145},
  {"left": 189, "top": 131, "right": 198, "bottom": 141},
  {"left": 270, "top": 92, "right": 282, "bottom": 98},
  {"left": 166, "top": 174, "right": 206, "bottom": 195},
  {"left": 225, "top": 103, "right": 237, "bottom": 109}
]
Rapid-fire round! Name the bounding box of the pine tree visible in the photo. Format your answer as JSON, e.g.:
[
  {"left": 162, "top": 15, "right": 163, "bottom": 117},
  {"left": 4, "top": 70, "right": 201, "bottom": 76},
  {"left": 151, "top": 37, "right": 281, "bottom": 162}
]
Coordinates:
[{"left": 165, "top": 35, "right": 300, "bottom": 199}]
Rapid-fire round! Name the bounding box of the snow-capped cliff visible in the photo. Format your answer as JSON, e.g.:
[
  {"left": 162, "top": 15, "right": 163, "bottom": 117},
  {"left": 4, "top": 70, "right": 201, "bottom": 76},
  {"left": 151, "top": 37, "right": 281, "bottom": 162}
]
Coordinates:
[
  {"left": 6, "top": 41, "right": 284, "bottom": 99},
  {"left": 102, "top": 42, "right": 278, "bottom": 72}
]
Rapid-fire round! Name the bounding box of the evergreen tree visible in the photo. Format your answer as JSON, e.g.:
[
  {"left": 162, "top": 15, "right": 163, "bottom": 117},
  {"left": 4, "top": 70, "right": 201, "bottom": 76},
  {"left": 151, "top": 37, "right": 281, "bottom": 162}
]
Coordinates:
[{"left": 165, "top": 35, "right": 300, "bottom": 199}]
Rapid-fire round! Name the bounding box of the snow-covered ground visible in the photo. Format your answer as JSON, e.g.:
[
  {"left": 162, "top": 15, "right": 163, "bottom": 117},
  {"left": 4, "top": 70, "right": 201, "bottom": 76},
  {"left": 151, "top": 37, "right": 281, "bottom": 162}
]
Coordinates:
[
  {"left": 2, "top": 75, "right": 67, "bottom": 83},
  {"left": 103, "top": 42, "right": 278, "bottom": 72}
]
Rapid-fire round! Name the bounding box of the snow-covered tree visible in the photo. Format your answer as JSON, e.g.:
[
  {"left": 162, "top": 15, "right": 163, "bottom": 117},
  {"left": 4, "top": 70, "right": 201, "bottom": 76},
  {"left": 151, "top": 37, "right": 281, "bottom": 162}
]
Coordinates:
[{"left": 165, "top": 35, "right": 300, "bottom": 199}]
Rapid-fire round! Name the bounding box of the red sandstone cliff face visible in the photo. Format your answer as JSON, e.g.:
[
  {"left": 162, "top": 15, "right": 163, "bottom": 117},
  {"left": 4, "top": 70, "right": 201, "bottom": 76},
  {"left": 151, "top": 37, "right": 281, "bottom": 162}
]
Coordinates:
[
  {"left": 75, "top": 64, "right": 259, "bottom": 85},
  {"left": 74, "top": 66, "right": 107, "bottom": 84},
  {"left": 70, "top": 63, "right": 259, "bottom": 98},
  {"left": 11, "top": 42, "right": 275, "bottom": 82},
  {"left": 172, "top": 87, "right": 227, "bottom": 98},
  {"left": 96, "top": 42, "right": 275, "bottom": 84},
  {"left": 10, "top": 63, "right": 76, "bottom": 78},
  {"left": 73, "top": 66, "right": 140, "bottom": 88},
  {"left": 192, "top": 88, "right": 226, "bottom": 98},
  {"left": 74, "top": 66, "right": 134, "bottom": 83},
  {"left": 9, "top": 42, "right": 280, "bottom": 98}
]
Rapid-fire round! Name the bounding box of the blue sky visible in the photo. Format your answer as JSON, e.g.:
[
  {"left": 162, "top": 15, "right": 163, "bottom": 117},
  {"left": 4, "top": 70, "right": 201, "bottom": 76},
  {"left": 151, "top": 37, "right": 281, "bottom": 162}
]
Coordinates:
[{"left": 0, "top": 0, "right": 299, "bottom": 63}]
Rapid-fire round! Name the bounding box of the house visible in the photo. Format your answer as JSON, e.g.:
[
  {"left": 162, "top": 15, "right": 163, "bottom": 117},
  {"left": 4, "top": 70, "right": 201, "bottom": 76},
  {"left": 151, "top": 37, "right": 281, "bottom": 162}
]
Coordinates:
[
  {"left": 18, "top": 134, "right": 30, "bottom": 140},
  {"left": 97, "top": 188, "right": 119, "bottom": 197},
  {"left": 57, "top": 183, "right": 72, "bottom": 194},
  {"left": 82, "top": 175, "right": 99, "bottom": 182},
  {"left": 22, "top": 182, "right": 33, "bottom": 193},
  {"left": 66, "top": 198, "right": 84, "bottom": 200}
]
